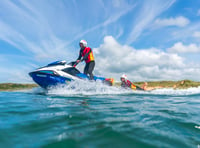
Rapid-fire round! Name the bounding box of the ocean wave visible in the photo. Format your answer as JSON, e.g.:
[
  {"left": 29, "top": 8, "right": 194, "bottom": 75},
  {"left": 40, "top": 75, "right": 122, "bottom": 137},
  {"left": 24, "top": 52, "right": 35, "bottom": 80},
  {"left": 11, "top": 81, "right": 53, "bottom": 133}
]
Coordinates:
[{"left": 147, "top": 87, "right": 200, "bottom": 96}]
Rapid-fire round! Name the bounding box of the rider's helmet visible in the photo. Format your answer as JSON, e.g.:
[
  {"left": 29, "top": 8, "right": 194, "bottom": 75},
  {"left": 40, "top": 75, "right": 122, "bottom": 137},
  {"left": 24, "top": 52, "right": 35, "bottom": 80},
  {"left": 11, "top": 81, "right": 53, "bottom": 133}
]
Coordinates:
[
  {"left": 79, "top": 40, "right": 87, "bottom": 47},
  {"left": 121, "top": 74, "right": 127, "bottom": 81}
]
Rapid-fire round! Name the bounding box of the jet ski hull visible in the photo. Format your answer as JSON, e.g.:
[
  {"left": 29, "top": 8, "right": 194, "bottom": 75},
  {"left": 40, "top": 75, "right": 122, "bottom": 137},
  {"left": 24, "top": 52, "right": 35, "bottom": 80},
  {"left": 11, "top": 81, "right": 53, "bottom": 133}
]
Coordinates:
[
  {"left": 29, "top": 60, "right": 114, "bottom": 89},
  {"left": 29, "top": 72, "right": 72, "bottom": 89}
]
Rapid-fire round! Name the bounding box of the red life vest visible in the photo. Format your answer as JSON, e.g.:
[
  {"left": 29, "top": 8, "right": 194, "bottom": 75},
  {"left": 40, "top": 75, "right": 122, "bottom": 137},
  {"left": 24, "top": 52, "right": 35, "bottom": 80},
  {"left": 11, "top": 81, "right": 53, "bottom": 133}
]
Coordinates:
[
  {"left": 81, "top": 47, "right": 95, "bottom": 63},
  {"left": 122, "top": 80, "right": 137, "bottom": 90},
  {"left": 127, "top": 80, "right": 137, "bottom": 90}
]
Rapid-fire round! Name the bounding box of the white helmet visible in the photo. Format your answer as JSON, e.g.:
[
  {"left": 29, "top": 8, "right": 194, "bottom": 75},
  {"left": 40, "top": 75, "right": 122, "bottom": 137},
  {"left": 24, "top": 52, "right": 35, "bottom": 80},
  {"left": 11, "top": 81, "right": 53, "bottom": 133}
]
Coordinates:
[
  {"left": 79, "top": 40, "right": 87, "bottom": 47},
  {"left": 121, "top": 74, "right": 127, "bottom": 80}
]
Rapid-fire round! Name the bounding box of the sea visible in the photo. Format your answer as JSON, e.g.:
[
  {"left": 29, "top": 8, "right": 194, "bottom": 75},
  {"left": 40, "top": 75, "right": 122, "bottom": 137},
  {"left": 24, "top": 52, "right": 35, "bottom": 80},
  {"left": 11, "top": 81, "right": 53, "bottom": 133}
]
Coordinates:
[{"left": 0, "top": 81, "right": 200, "bottom": 148}]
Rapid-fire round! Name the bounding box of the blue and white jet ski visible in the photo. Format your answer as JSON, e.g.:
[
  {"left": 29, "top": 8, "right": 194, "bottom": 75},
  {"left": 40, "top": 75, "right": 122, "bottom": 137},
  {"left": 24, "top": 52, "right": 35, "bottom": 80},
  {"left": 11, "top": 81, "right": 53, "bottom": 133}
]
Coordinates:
[{"left": 29, "top": 60, "right": 113, "bottom": 89}]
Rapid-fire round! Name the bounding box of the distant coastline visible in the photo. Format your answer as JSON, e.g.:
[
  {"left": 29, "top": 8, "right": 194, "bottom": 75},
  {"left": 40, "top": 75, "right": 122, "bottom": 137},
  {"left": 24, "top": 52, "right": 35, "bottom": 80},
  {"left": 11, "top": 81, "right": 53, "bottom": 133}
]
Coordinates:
[
  {"left": 134, "top": 80, "right": 200, "bottom": 90},
  {"left": 0, "top": 83, "right": 38, "bottom": 91},
  {"left": 113, "top": 80, "right": 200, "bottom": 90},
  {"left": 0, "top": 80, "right": 200, "bottom": 91}
]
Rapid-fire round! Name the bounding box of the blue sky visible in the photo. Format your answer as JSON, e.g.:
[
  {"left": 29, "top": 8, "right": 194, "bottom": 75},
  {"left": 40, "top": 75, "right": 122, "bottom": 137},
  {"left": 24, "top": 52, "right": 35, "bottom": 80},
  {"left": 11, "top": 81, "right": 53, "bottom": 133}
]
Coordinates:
[{"left": 0, "top": 0, "right": 200, "bottom": 83}]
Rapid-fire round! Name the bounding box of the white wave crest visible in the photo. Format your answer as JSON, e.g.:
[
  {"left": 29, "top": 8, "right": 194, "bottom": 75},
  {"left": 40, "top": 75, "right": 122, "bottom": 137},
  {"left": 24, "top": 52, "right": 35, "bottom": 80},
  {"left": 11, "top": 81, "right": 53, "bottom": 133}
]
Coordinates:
[
  {"left": 47, "top": 80, "right": 132, "bottom": 96},
  {"left": 31, "top": 80, "right": 200, "bottom": 96},
  {"left": 148, "top": 87, "right": 200, "bottom": 96}
]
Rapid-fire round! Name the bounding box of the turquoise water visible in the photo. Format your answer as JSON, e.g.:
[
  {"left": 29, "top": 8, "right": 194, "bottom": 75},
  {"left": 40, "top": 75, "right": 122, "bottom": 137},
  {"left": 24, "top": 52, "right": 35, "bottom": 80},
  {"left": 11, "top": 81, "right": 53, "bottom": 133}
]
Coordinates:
[{"left": 0, "top": 83, "right": 200, "bottom": 148}]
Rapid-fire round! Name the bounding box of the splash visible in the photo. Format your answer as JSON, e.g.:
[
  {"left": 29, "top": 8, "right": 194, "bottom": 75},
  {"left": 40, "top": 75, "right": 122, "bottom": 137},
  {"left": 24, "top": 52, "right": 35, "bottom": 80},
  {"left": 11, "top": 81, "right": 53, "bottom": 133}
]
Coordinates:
[
  {"left": 30, "top": 80, "right": 200, "bottom": 96},
  {"left": 195, "top": 125, "right": 200, "bottom": 129},
  {"left": 47, "top": 80, "right": 132, "bottom": 96},
  {"left": 148, "top": 87, "right": 200, "bottom": 96}
]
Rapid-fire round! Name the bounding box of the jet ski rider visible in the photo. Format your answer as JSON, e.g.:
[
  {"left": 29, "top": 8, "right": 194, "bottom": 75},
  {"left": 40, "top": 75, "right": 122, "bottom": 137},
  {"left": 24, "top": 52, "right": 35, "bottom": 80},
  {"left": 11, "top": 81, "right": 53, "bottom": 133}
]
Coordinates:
[{"left": 76, "top": 40, "right": 95, "bottom": 80}]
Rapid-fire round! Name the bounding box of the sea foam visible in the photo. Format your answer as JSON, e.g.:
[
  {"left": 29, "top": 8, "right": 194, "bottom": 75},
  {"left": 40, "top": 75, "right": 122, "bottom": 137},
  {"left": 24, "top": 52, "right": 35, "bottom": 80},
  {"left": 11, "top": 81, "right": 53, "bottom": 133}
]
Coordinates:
[{"left": 30, "top": 80, "right": 200, "bottom": 97}]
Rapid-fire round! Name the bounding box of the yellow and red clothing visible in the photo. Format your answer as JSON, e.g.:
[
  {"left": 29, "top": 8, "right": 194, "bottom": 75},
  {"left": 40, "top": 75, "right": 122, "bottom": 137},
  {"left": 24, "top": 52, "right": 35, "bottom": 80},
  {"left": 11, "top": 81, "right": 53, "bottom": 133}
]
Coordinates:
[
  {"left": 77, "top": 47, "right": 94, "bottom": 63},
  {"left": 121, "top": 80, "right": 137, "bottom": 90},
  {"left": 77, "top": 47, "right": 95, "bottom": 80}
]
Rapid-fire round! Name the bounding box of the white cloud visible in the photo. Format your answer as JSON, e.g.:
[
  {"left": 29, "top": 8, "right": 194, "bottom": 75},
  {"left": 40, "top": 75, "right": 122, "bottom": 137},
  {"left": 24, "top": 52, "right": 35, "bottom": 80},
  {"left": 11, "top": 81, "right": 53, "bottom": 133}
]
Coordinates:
[
  {"left": 93, "top": 36, "right": 200, "bottom": 81},
  {"left": 193, "top": 31, "right": 200, "bottom": 38},
  {"left": 0, "top": 1, "right": 76, "bottom": 61},
  {"left": 0, "top": 20, "right": 72, "bottom": 61},
  {"left": 126, "top": 0, "right": 176, "bottom": 45},
  {"left": 167, "top": 42, "right": 200, "bottom": 53},
  {"left": 168, "top": 22, "right": 200, "bottom": 42},
  {"left": 112, "top": 0, "right": 121, "bottom": 8},
  {"left": 1, "top": 36, "right": 200, "bottom": 83},
  {"left": 1, "top": 1, "right": 200, "bottom": 83},
  {"left": 75, "top": 4, "right": 135, "bottom": 39},
  {"left": 197, "top": 9, "right": 200, "bottom": 16},
  {"left": 0, "top": 59, "right": 34, "bottom": 83},
  {"left": 155, "top": 16, "right": 190, "bottom": 27}
]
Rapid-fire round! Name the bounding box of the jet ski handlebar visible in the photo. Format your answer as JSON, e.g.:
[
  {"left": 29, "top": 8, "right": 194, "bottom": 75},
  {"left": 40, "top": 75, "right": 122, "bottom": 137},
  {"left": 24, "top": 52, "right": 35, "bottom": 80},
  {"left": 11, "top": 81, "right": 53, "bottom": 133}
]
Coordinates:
[{"left": 68, "top": 61, "right": 80, "bottom": 67}]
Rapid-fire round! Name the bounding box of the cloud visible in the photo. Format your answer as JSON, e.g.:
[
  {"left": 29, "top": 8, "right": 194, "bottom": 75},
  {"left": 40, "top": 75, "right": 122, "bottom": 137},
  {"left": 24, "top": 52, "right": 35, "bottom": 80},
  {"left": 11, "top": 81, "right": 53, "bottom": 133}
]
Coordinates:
[
  {"left": 126, "top": 0, "right": 176, "bottom": 45},
  {"left": 197, "top": 9, "right": 200, "bottom": 16},
  {"left": 92, "top": 36, "right": 200, "bottom": 81},
  {"left": 0, "top": 54, "right": 35, "bottom": 83},
  {"left": 74, "top": 3, "right": 135, "bottom": 40},
  {"left": 0, "top": 66, "right": 33, "bottom": 83},
  {"left": 0, "top": 1, "right": 136, "bottom": 59},
  {"left": 193, "top": 31, "right": 200, "bottom": 38},
  {"left": 112, "top": 0, "right": 122, "bottom": 8},
  {"left": 167, "top": 22, "right": 200, "bottom": 43},
  {"left": 0, "top": 20, "right": 71, "bottom": 61},
  {"left": 1, "top": 1, "right": 200, "bottom": 83},
  {"left": 154, "top": 16, "right": 190, "bottom": 27},
  {"left": 167, "top": 42, "right": 200, "bottom": 53},
  {"left": 0, "top": 1, "right": 78, "bottom": 61},
  {"left": 1, "top": 36, "right": 200, "bottom": 83}
]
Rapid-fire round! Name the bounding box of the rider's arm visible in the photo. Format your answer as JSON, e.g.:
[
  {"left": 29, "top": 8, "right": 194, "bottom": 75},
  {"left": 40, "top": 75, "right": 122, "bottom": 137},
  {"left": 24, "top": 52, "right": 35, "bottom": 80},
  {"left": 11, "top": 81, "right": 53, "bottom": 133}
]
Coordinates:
[{"left": 76, "top": 50, "right": 82, "bottom": 61}]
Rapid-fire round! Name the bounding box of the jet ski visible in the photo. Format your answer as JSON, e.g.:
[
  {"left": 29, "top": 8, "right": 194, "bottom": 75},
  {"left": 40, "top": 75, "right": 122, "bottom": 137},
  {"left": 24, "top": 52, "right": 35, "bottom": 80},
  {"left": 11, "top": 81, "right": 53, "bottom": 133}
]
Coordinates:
[{"left": 29, "top": 60, "right": 114, "bottom": 89}]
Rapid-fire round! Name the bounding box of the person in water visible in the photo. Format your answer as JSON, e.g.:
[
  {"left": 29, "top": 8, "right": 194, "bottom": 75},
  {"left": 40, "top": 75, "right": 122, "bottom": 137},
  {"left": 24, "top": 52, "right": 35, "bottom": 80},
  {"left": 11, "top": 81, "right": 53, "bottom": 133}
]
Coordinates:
[
  {"left": 120, "top": 74, "right": 138, "bottom": 90},
  {"left": 76, "top": 40, "right": 95, "bottom": 80},
  {"left": 120, "top": 74, "right": 160, "bottom": 91}
]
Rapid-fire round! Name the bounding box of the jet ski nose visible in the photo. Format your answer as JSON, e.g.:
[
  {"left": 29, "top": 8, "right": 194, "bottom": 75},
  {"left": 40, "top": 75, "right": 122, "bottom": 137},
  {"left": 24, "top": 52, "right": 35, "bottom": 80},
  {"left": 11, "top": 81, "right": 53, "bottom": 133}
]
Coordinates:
[{"left": 29, "top": 72, "right": 34, "bottom": 77}]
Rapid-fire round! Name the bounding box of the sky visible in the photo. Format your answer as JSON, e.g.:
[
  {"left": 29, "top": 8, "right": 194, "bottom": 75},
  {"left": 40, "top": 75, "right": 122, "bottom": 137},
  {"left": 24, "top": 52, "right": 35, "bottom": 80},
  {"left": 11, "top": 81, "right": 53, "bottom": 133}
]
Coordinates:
[{"left": 0, "top": 0, "right": 200, "bottom": 83}]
